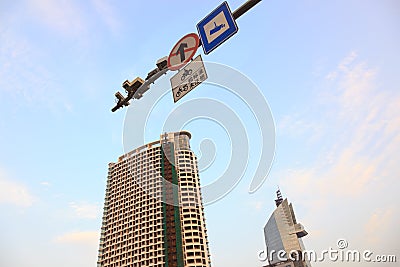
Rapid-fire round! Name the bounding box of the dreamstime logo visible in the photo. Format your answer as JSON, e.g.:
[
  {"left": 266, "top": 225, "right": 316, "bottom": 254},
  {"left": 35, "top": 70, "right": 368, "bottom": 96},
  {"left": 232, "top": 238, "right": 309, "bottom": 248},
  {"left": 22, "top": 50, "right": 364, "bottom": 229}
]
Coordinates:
[
  {"left": 122, "top": 60, "right": 276, "bottom": 206},
  {"left": 337, "top": 238, "right": 348, "bottom": 249},
  {"left": 258, "top": 239, "right": 397, "bottom": 264}
]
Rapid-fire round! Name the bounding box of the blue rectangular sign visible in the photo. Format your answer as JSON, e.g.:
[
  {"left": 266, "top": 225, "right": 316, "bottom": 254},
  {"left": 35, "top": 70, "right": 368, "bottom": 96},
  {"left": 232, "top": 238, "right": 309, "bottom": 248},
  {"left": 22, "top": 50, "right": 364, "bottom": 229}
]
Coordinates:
[{"left": 197, "top": 1, "right": 238, "bottom": 55}]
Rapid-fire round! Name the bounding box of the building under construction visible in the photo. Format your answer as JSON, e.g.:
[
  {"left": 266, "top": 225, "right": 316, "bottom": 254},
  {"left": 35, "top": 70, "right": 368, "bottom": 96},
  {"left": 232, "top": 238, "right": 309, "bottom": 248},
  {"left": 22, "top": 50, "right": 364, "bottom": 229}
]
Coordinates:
[{"left": 97, "top": 131, "right": 211, "bottom": 267}]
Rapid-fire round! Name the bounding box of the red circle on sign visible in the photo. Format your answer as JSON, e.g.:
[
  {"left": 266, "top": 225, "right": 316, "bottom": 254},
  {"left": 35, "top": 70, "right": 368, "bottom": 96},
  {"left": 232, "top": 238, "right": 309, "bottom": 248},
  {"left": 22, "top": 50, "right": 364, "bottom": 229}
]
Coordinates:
[{"left": 167, "top": 33, "right": 200, "bottom": 71}]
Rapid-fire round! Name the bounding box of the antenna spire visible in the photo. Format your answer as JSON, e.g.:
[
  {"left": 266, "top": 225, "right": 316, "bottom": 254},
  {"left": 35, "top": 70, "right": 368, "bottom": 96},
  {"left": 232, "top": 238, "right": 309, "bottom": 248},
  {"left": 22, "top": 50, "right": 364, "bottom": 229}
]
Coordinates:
[{"left": 275, "top": 188, "right": 283, "bottom": 207}]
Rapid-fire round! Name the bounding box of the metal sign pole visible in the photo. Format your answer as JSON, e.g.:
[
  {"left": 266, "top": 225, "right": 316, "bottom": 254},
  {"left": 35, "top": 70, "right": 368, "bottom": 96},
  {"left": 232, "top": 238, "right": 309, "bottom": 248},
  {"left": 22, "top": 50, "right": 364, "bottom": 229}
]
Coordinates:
[
  {"left": 111, "top": 0, "right": 263, "bottom": 111},
  {"left": 232, "top": 0, "right": 262, "bottom": 20}
]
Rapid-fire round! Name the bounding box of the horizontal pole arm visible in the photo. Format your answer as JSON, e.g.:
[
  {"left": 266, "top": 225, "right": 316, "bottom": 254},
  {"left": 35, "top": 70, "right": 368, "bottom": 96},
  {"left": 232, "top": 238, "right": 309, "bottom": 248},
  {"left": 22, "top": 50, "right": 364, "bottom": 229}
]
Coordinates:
[{"left": 232, "top": 0, "right": 262, "bottom": 20}]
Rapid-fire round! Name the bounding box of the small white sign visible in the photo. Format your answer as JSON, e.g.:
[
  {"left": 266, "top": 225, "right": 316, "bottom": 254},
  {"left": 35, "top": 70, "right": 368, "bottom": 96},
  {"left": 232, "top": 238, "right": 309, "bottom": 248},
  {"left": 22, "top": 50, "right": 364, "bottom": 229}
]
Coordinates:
[{"left": 170, "top": 55, "right": 207, "bottom": 103}]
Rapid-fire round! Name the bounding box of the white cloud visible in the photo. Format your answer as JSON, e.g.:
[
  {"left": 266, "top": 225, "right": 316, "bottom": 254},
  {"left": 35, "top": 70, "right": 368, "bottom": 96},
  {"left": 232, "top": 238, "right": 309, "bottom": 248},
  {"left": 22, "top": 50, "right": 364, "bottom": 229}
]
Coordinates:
[
  {"left": 338, "top": 50, "right": 358, "bottom": 72},
  {"left": 281, "top": 51, "right": 400, "bottom": 196},
  {"left": 40, "top": 181, "right": 51, "bottom": 186},
  {"left": 364, "top": 207, "right": 396, "bottom": 246},
  {"left": 278, "top": 113, "right": 323, "bottom": 143},
  {"left": 24, "top": 0, "right": 120, "bottom": 37},
  {"left": 90, "top": 0, "right": 121, "bottom": 34},
  {"left": 249, "top": 200, "right": 264, "bottom": 211},
  {"left": 27, "top": 0, "right": 87, "bottom": 36},
  {"left": 0, "top": 169, "right": 35, "bottom": 207},
  {"left": 0, "top": 29, "right": 70, "bottom": 110},
  {"left": 277, "top": 52, "right": 400, "bottom": 263},
  {"left": 69, "top": 201, "right": 101, "bottom": 219},
  {"left": 54, "top": 231, "right": 100, "bottom": 245}
]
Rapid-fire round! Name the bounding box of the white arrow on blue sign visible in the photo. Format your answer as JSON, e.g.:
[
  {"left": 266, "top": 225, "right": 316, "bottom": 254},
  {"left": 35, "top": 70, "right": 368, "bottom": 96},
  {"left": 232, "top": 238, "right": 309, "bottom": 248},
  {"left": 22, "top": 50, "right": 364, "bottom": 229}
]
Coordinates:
[{"left": 196, "top": 1, "right": 238, "bottom": 55}]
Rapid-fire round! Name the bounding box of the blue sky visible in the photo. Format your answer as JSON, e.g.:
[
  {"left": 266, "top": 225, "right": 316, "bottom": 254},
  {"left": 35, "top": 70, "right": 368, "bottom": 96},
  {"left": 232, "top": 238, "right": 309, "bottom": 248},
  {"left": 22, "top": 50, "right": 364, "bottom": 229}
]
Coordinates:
[{"left": 0, "top": 0, "right": 399, "bottom": 266}]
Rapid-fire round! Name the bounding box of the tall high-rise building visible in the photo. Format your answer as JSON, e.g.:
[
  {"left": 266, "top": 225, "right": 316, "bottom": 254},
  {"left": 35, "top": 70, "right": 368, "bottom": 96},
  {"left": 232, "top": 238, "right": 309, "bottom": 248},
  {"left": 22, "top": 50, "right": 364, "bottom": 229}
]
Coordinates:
[
  {"left": 263, "top": 190, "right": 310, "bottom": 267},
  {"left": 97, "top": 131, "right": 211, "bottom": 267}
]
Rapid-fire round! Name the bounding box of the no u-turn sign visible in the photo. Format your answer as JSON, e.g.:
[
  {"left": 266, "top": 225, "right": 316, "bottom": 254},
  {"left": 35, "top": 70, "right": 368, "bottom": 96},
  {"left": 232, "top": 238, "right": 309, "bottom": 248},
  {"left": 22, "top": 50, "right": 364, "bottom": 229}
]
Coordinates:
[{"left": 167, "top": 33, "right": 200, "bottom": 71}]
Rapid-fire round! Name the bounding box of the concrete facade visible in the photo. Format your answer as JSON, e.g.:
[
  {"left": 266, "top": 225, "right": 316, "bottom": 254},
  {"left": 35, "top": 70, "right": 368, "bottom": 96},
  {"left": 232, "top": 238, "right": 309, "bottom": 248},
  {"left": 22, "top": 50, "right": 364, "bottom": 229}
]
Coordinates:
[{"left": 263, "top": 190, "right": 310, "bottom": 267}]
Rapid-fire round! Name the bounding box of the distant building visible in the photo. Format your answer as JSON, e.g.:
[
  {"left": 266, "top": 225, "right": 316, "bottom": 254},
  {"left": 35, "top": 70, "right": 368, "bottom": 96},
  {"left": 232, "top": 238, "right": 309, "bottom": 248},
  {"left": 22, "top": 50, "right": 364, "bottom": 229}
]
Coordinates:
[
  {"left": 97, "top": 131, "right": 211, "bottom": 267},
  {"left": 263, "top": 190, "right": 310, "bottom": 267}
]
